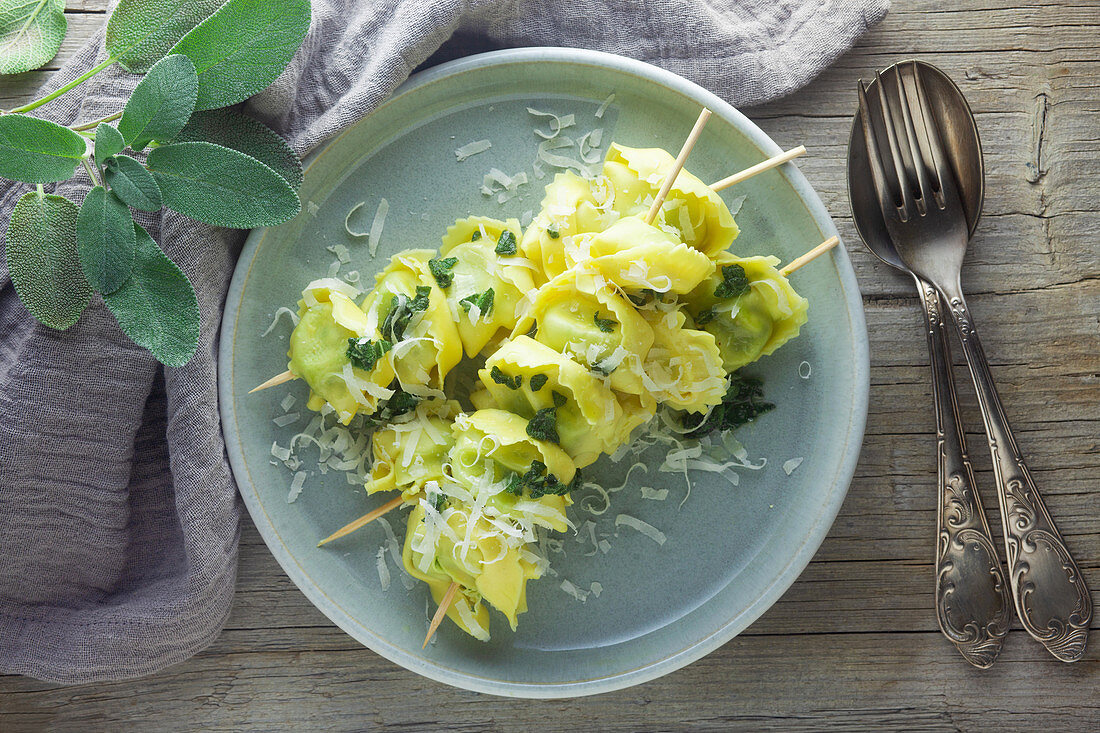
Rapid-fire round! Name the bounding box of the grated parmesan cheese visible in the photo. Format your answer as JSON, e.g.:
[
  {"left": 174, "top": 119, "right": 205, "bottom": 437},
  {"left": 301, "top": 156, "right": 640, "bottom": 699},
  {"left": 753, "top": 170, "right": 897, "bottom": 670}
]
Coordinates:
[
  {"left": 594, "top": 93, "right": 615, "bottom": 119},
  {"left": 455, "top": 139, "right": 491, "bottom": 161},
  {"left": 783, "top": 457, "right": 805, "bottom": 475},
  {"left": 368, "top": 198, "right": 389, "bottom": 257},
  {"left": 288, "top": 471, "right": 307, "bottom": 503},
  {"left": 376, "top": 546, "right": 391, "bottom": 591},
  {"left": 799, "top": 361, "right": 812, "bottom": 379},
  {"left": 273, "top": 412, "right": 300, "bottom": 427},
  {"left": 560, "top": 578, "right": 590, "bottom": 603},
  {"left": 262, "top": 306, "right": 299, "bottom": 337},
  {"left": 527, "top": 108, "right": 575, "bottom": 139},
  {"left": 615, "top": 514, "right": 667, "bottom": 546}
]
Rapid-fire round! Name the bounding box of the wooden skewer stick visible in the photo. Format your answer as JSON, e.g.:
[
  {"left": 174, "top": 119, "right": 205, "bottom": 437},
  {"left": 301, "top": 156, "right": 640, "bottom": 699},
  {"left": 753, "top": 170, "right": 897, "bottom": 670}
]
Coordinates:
[
  {"left": 780, "top": 236, "right": 840, "bottom": 276},
  {"left": 424, "top": 581, "right": 461, "bottom": 648},
  {"left": 249, "top": 369, "right": 295, "bottom": 394},
  {"left": 644, "top": 108, "right": 712, "bottom": 225},
  {"left": 710, "top": 145, "right": 807, "bottom": 191},
  {"left": 317, "top": 495, "right": 406, "bottom": 547}
]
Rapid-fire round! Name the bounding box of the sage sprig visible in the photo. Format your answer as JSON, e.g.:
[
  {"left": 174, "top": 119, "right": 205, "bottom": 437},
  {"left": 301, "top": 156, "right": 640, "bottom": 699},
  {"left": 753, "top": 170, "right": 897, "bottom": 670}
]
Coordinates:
[{"left": 1, "top": 0, "right": 312, "bottom": 367}]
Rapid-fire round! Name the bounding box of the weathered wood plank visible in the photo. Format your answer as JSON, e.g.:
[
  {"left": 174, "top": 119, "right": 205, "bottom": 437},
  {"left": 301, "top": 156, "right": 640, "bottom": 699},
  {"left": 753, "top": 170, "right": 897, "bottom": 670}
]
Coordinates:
[{"left": 2, "top": 631, "right": 1099, "bottom": 731}]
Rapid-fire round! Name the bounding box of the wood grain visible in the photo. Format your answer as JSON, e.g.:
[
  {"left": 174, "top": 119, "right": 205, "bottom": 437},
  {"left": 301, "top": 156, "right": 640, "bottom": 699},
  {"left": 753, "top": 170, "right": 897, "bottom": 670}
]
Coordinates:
[{"left": 1, "top": 0, "right": 1098, "bottom": 730}]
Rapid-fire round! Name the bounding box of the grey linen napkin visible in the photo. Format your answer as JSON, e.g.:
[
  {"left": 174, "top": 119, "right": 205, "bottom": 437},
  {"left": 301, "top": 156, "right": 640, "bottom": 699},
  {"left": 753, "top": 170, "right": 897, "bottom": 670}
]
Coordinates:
[{"left": 0, "top": 0, "right": 888, "bottom": 684}]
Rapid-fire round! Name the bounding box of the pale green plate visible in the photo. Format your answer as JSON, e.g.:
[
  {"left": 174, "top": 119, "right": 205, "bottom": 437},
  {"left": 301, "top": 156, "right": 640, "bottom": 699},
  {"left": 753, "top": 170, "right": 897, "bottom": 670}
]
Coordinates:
[{"left": 220, "top": 48, "right": 868, "bottom": 698}]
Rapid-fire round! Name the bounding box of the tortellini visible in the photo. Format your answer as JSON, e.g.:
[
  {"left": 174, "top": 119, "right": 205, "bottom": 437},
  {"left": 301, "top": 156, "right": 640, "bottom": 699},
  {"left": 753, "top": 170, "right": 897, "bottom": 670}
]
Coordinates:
[
  {"left": 603, "top": 144, "right": 740, "bottom": 257},
  {"left": 403, "top": 502, "right": 543, "bottom": 634},
  {"left": 438, "top": 216, "right": 536, "bottom": 357},
  {"left": 288, "top": 279, "right": 396, "bottom": 424},
  {"left": 564, "top": 217, "right": 714, "bottom": 295},
  {"left": 682, "top": 253, "right": 809, "bottom": 372},
  {"left": 472, "top": 337, "right": 627, "bottom": 467},
  {"left": 359, "top": 251, "right": 462, "bottom": 393},
  {"left": 519, "top": 172, "right": 620, "bottom": 283},
  {"left": 364, "top": 400, "right": 460, "bottom": 500},
  {"left": 640, "top": 305, "right": 727, "bottom": 413},
  {"left": 447, "top": 408, "right": 574, "bottom": 533},
  {"left": 402, "top": 503, "right": 492, "bottom": 641},
  {"left": 513, "top": 268, "right": 654, "bottom": 395},
  {"left": 520, "top": 143, "right": 741, "bottom": 279}
]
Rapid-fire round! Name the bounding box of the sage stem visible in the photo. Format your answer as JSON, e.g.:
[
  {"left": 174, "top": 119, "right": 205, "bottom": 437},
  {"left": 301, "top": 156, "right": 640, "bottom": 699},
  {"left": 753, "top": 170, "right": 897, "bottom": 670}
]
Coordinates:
[{"left": 9, "top": 57, "right": 117, "bottom": 114}]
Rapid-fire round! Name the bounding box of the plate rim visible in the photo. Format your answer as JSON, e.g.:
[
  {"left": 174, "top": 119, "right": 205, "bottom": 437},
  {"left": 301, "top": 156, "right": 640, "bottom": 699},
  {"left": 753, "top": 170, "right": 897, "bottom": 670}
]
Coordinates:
[{"left": 219, "top": 46, "right": 869, "bottom": 698}]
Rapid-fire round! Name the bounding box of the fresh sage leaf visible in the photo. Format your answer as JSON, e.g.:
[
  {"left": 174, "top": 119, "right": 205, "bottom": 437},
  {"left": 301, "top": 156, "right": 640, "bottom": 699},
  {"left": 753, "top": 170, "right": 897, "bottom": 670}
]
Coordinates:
[
  {"left": 94, "top": 123, "right": 125, "bottom": 166},
  {"left": 77, "top": 186, "right": 136, "bottom": 294},
  {"left": 4, "top": 190, "right": 90, "bottom": 330},
  {"left": 173, "top": 108, "right": 302, "bottom": 189},
  {"left": 105, "top": 0, "right": 223, "bottom": 73},
  {"left": 146, "top": 141, "right": 300, "bottom": 228},
  {"left": 0, "top": 114, "right": 86, "bottom": 184},
  {"left": 104, "top": 154, "right": 162, "bottom": 212},
  {"left": 103, "top": 223, "right": 199, "bottom": 367},
  {"left": 0, "top": 0, "right": 66, "bottom": 75},
  {"left": 118, "top": 54, "right": 198, "bottom": 151},
  {"left": 168, "top": 0, "right": 311, "bottom": 111}
]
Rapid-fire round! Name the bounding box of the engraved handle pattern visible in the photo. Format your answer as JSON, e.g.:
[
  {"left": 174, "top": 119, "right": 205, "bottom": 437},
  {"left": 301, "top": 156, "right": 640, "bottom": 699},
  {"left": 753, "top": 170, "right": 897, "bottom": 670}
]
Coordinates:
[
  {"left": 943, "top": 285, "right": 1092, "bottom": 662},
  {"left": 917, "top": 278, "right": 1011, "bottom": 667}
]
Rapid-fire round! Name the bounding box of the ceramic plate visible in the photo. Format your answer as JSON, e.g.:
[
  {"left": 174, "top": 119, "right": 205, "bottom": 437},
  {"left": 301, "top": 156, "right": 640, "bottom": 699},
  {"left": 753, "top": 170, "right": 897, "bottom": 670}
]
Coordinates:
[{"left": 220, "top": 48, "right": 868, "bottom": 698}]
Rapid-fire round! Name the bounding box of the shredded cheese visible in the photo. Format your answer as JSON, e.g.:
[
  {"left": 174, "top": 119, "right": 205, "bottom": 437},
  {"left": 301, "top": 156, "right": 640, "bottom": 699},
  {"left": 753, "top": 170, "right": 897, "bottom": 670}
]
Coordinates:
[
  {"left": 615, "top": 514, "right": 667, "bottom": 546},
  {"left": 594, "top": 93, "right": 615, "bottom": 119},
  {"left": 455, "top": 139, "right": 491, "bottom": 161},
  {"left": 368, "top": 198, "right": 389, "bottom": 257},
  {"left": 262, "top": 306, "right": 299, "bottom": 337}
]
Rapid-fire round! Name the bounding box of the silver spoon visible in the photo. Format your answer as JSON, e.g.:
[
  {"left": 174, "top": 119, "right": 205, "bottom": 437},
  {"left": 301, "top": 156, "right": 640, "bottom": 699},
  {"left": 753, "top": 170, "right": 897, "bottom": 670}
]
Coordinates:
[
  {"left": 855, "top": 60, "right": 1092, "bottom": 663},
  {"left": 848, "top": 61, "right": 1011, "bottom": 668}
]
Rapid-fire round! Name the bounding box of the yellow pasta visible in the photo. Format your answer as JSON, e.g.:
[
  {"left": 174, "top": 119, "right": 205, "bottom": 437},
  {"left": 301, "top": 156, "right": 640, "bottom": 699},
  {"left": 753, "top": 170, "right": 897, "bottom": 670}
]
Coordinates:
[
  {"left": 473, "top": 337, "right": 627, "bottom": 467},
  {"left": 288, "top": 280, "right": 396, "bottom": 425},
  {"left": 360, "top": 251, "right": 462, "bottom": 393},
  {"left": 604, "top": 143, "right": 740, "bottom": 257},
  {"left": 363, "top": 400, "right": 461, "bottom": 500},
  {"left": 513, "top": 268, "right": 654, "bottom": 395},
  {"left": 565, "top": 217, "right": 715, "bottom": 295},
  {"left": 438, "top": 216, "right": 536, "bottom": 357},
  {"left": 682, "top": 253, "right": 809, "bottom": 371},
  {"left": 639, "top": 305, "right": 727, "bottom": 413}
]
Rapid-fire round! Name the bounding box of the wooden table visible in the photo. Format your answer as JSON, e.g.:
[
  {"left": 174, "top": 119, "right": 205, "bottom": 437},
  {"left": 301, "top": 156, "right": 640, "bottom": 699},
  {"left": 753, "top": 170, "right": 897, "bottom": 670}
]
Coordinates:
[{"left": 2, "top": 1, "right": 1097, "bottom": 729}]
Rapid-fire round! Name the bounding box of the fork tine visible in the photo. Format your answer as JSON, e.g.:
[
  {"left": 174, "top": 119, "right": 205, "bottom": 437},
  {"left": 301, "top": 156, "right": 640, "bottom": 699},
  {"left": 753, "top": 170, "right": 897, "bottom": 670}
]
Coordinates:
[
  {"left": 908, "top": 61, "right": 953, "bottom": 209},
  {"left": 874, "top": 70, "right": 913, "bottom": 222},
  {"left": 857, "top": 80, "right": 902, "bottom": 222},
  {"left": 893, "top": 66, "right": 934, "bottom": 216}
]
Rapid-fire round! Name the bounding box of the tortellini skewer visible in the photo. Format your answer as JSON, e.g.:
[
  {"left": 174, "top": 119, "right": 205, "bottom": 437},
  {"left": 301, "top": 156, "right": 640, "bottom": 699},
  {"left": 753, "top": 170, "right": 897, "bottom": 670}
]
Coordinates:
[{"left": 277, "top": 141, "right": 811, "bottom": 645}]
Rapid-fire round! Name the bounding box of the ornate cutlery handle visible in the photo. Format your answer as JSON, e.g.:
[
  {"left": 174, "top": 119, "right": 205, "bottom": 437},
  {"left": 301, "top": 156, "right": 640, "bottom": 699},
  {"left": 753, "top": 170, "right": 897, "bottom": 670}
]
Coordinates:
[
  {"left": 941, "top": 283, "right": 1092, "bottom": 662},
  {"left": 916, "top": 278, "right": 1011, "bottom": 668}
]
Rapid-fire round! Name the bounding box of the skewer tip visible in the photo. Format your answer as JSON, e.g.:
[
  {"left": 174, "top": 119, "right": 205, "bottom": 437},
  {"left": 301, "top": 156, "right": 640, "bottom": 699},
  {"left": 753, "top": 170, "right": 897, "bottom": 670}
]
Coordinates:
[
  {"left": 317, "top": 494, "right": 406, "bottom": 547},
  {"left": 423, "top": 581, "right": 461, "bottom": 648},
  {"left": 644, "top": 107, "right": 713, "bottom": 224},
  {"left": 780, "top": 235, "right": 840, "bottom": 276},
  {"left": 249, "top": 369, "right": 296, "bottom": 393}
]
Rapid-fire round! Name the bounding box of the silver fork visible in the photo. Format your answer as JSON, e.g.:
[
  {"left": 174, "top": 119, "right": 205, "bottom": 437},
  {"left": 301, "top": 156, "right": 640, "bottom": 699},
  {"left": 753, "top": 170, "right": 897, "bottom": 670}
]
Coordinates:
[{"left": 860, "top": 61, "right": 1092, "bottom": 662}]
